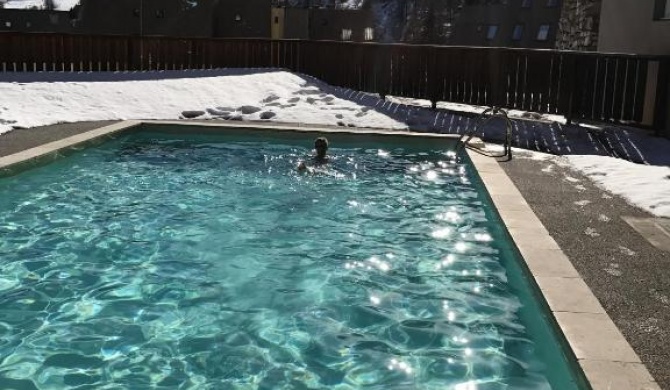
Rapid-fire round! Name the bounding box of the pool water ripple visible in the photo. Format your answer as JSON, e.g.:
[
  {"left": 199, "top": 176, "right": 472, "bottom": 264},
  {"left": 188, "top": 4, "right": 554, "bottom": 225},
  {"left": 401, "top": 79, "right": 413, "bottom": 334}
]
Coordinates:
[{"left": 0, "top": 133, "right": 579, "bottom": 389}]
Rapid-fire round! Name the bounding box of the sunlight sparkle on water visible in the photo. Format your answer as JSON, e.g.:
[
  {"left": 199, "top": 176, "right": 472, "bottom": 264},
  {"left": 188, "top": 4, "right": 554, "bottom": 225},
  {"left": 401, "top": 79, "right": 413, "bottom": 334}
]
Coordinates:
[
  {"left": 387, "top": 358, "right": 413, "bottom": 375},
  {"left": 435, "top": 254, "right": 456, "bottom": 270},
  {"left": 431, "top": 227, "right": 451, "bottom": 239},
  {"left": 447, "top": 311, "right": 456, "bottom": 322},
  {"left": 455, "top": 381, "right": 478, "bottom": 390},
  {"left": 474, "top": 233, "right": 492, "bottom": 242},
  {"left": 425, "top": 170, "right": 438, "bottom": 181},
  {"left": 455, "top": 242, "right": 467, "bottom": 252},
  {"left": 436, "top": 210, "right": 460, "bottom": 222}
]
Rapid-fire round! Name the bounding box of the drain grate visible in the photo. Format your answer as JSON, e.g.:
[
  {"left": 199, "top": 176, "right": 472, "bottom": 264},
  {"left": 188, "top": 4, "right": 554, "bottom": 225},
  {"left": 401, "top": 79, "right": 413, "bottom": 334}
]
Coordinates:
[{"left": 622, "top": 217, "right": 670, "bottom": 252}]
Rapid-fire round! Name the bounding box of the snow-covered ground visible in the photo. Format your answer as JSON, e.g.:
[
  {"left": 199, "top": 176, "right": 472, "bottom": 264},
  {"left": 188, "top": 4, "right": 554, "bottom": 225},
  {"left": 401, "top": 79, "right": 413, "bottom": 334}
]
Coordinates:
[
  {"left": 2, "top": 0, "right": 79, "bottom": 10},
  {"left": 0, "top": 69, "right": 668, "bottom": 217}
]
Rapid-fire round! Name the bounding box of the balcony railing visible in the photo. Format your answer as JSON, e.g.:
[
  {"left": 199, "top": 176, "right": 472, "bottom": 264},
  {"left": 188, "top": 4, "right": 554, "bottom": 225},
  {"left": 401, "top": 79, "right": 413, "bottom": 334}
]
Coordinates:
[{"left": 1, "top": 32, "right": 668, "bottom": 132}]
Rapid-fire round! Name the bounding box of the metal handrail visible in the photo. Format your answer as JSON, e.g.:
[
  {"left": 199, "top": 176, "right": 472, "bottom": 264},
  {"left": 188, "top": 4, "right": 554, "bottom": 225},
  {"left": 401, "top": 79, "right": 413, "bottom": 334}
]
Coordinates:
[{"left": 457, "top": 107, "right": 513, "bottom": 161}]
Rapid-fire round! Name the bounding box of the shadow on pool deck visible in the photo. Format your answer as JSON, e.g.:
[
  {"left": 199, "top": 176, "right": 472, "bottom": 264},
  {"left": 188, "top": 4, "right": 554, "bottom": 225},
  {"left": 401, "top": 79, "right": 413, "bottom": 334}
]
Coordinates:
[{"left": 292, "top": 74, "right": 670, "bottom": 167}]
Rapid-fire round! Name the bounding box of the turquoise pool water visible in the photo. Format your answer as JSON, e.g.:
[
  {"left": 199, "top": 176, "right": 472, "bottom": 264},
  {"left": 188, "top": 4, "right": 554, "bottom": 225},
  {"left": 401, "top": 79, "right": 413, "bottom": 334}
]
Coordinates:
[{"left": 0, "top": 130, "right": 584, "bottom": 389}]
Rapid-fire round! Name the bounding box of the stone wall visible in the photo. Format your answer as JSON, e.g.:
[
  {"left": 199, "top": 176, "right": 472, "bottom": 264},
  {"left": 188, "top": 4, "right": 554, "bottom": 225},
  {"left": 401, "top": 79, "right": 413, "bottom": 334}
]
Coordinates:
[{"left": 555, "top": 0, "right": 601, "bottom": 51}]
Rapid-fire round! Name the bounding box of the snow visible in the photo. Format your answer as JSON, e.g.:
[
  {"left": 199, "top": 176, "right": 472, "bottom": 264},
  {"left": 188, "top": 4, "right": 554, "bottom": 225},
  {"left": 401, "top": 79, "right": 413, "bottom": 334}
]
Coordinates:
[
  {"left": 565, "top": 155, "right": 670, "bottom": 218},
  {"left": 2, "top": 0, "right": 79, "bottom": 10},
  {"left": 0, "top": 68, "right": 668, "bottom": 218},
  {"left": 0, "top": 70, "right": 405, "bottom": 132}
]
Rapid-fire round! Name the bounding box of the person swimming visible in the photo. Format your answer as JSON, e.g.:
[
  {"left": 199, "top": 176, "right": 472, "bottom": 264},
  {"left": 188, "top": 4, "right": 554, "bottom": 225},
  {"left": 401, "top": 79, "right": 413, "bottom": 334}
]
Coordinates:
[{"left": 297, "top": 137, "right": 329, "bottom": 172}]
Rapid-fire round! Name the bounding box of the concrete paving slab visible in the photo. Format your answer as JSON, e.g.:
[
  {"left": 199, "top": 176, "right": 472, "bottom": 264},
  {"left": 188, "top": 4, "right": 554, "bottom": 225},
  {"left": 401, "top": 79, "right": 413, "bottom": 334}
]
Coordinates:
[{"left": 580, "top": 360, "right": 660, "bottom": 390}]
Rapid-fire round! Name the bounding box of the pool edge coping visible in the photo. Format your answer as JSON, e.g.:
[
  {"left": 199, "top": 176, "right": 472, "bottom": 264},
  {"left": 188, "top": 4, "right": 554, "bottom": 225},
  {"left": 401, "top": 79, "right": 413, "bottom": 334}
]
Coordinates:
[
  {"left": 466, "top": 149, "right": 661, "bottom": 390},
  {"left": 0, "top": 119, "right": 659, "bottom": 389}
]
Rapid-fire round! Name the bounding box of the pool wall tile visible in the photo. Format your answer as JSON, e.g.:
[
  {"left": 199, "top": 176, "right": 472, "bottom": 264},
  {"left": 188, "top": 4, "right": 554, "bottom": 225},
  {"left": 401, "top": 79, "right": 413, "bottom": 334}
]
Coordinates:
[{"left": 467, "top": 148, "right": 661, "bottom": 390}]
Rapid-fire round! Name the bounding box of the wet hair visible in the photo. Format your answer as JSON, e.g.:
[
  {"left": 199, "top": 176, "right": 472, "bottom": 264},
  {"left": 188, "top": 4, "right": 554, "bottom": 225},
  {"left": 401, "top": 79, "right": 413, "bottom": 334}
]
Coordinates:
[{"left": 314, "top": 137, "right": 329, "bottom": 151}]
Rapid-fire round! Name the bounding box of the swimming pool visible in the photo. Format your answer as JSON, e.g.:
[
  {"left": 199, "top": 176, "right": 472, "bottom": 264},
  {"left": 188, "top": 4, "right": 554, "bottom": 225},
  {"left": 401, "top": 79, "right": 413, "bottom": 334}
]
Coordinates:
[{"left": 0, "top": 124, "right": 587, "bottom": 389}]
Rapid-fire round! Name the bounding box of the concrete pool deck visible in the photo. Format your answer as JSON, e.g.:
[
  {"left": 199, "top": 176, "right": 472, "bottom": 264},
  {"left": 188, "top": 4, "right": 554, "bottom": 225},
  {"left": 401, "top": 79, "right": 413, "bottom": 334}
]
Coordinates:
[{"left": 0, "top": 120, "right": 667, "bottom": 389}]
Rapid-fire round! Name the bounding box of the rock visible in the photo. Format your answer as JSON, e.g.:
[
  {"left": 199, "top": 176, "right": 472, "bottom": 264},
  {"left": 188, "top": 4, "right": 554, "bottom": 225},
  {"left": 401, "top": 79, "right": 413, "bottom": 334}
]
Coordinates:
[
  {"left": 337, "top": 121, "right": 345, "bottom": 127},
  {"left": 181, "top": 110, "right": 205, "bottom": 119},
  {"left": 262, "top": 94, "right": 280, "bottom": 103},
  {"left": 335, "top": 113, "right": 344, "bottom": 119},
  {"left": 206, "top": 108, "right": 230, "bottom": 117},
  {"left": 260, "top": 111, "right": 276, "bottom": 120},
  {"left": 238, "top": 105, "right": 261, "bottom": 115},
  {"left": 229, "top": 115, "right": 244, "bottom": 121}
]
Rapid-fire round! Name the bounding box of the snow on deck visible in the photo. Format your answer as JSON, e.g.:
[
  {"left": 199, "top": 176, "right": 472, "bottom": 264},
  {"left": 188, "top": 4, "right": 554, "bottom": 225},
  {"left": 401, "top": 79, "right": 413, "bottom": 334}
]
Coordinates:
[
  {"left": 3, "top": 0, "right": 79, "bottom": 10},
  {"left": 0, "top": 69, "right": 668, "bottom": 217}
]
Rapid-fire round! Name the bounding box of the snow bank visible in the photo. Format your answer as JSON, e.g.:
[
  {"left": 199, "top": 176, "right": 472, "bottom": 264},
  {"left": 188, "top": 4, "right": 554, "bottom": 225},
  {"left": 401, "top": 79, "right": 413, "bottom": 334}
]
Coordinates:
[
  {"left": 565, "top": 155, "right": 670, "bottom": 218},
  {"left": 3, "top": 0, "right": 79, "bottom": 10},
  {"left": 0, "top": 70, "right": 405, "bottom": 134}
]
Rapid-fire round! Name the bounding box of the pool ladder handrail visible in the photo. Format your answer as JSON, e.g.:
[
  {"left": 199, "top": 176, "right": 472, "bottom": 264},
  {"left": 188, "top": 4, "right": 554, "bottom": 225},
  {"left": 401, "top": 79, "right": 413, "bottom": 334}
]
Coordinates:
[{"left": 457, "top": 106, "right": 513, "bottom": 161}]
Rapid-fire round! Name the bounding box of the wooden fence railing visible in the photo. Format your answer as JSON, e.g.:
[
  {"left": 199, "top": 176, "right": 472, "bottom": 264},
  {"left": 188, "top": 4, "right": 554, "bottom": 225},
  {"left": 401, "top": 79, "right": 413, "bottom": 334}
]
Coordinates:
[{"left": 1, "top": 32, "right": 668, "bottom": 132}]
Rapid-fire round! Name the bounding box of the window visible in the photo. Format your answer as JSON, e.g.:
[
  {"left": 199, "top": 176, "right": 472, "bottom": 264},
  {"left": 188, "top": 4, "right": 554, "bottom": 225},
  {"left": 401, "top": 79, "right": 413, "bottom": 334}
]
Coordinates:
[
  {"left": 536, "top": 24, "right": 550, "bottom": 40},
  {"left": 274, "top": 16, "right": 279, "bottom": 24},
  {"left": 341, "top": 29, "right": 352, "bottom": 41},
  {"left": 4, "top": 21, "right": 11, "bottom": 28},
  {"left": 512, "top": 24, "right": 524, "bottom": 40},
  {"left": 155, "top": 10, "right": 165, "bottom": 18},
  {"left": 521, "top": 0, "right": 532, "bottom": 8},
  {"left": 486, "top": 25, "right": 498, "bottom": 40},
  {"left": 655, "top": 0, "right": 670, "bottom": 19},
  {"left": 364, "top": 27, "right": 374, "bottom": 41},
  {"left": 546, "top": 0, "right": 559, "bottom": 6}
]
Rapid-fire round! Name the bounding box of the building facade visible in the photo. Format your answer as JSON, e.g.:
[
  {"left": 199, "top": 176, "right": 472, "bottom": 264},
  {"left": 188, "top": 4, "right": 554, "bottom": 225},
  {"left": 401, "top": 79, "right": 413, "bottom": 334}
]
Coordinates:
[
  {"left": 597, "top": 0, "right": 670, "bottom": 55},
  {"left": 554, "top": 0, "right": 600, "bottom": 51},
  {"left": 272, "top": 2, "right": 375, "bottom": 41},
  {"left": 76, "top": 0, "right": 216, "bottom": 37},
  {"left": 447, "top": 0, "right": 563, "bottom": 48},
  {"left": 0, "top": 8, "right": 76, "bottom": 33},
  {"left": 213, "top": 0, "right": 271, "bottom": 38}
]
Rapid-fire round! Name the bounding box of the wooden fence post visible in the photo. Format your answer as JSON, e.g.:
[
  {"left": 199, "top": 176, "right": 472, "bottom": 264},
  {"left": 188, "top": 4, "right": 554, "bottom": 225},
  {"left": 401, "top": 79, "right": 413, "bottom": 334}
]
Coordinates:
[
  {"left": 561, "top": 53, "right": 578, "bottom": 125},
  {"left": 489, "top": 48, "right": 504, "bottom": 108},
  {"left": 375, "top": 44, "right": 390, "bottom": 100},
  {"left": 429, "top": 45, "right": 438, "bottom": 110}
]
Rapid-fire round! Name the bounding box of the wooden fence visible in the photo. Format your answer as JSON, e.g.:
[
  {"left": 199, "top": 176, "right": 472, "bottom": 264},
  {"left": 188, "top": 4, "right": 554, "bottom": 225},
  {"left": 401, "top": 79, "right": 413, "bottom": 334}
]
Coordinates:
[{"left": 1, "top": 32, "right": 668, "bottom": 131}]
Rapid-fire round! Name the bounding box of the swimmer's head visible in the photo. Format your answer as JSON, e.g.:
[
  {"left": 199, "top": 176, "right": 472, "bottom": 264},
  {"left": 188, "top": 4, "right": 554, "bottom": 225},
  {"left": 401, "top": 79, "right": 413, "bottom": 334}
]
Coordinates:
[{"left": 314, "top": 137, "right": 329, "bottom": 159}]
